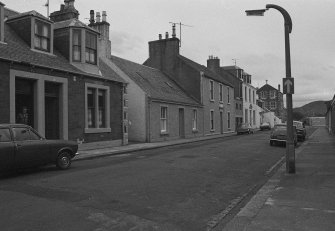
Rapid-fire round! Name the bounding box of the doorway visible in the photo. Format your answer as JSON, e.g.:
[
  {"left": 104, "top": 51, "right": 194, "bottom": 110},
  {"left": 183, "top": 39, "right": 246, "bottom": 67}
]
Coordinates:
[
  {"left": 15, "top": 78, "right": 35, "bottom": 128},
  {"left": 220, "top": 111, "right": 224, "bottom": 134},
  {"left": 179, "top": 108, "right": 185, "bottom": 138},
  {"left": 45, "top": 82, "right": 60, "bottom": 139}
]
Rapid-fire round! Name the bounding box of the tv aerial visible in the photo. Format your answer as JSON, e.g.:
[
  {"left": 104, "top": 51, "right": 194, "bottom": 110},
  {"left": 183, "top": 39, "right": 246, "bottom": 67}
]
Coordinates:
[{"left": 169, "top": 22, "right": 193, "bottom": 47}]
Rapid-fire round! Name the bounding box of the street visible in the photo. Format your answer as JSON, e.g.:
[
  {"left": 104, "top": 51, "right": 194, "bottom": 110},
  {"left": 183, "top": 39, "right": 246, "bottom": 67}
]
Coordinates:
[{"left": 0, "top": 130, "right": 311, "bottom": 231}]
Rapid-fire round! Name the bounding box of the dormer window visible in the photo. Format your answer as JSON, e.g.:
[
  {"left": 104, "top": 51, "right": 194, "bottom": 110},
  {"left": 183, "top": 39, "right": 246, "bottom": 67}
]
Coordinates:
[
  {"left": 34, "top": 20, "right": 50, "bottom": 52},
  {"left": 72, "top": 29, "right": 81, "bottom": 61},
  {"left": 85, "top": 31, "right": 97, "bottom": 64}
]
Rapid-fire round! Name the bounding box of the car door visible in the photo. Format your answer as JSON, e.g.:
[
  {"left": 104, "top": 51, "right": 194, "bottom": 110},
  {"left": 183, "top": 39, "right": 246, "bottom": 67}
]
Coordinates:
[
  {"left": 13, "top": 126, "right": 50, "bottom": 168},
  {"left": 0, "top": 127, "right": 15, "bottom": 170}
]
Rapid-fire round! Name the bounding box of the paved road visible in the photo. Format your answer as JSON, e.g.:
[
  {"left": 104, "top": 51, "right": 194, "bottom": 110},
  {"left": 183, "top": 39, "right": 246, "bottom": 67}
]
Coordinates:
[{"left": 0, "top": 130, "right": 307, "bottom": 231}]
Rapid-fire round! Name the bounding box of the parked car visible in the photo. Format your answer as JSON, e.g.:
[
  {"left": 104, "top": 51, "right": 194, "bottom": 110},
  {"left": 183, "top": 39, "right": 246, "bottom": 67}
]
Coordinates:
[
  {"left": 237, "top": 123, "right": 254, "bottom": 135},
  {"left": 270, "top": 123, "right": 297, "bottom": 146},
  {"left": 260, "top": 122, "right": 271, "bottom": 131},
  {"left": 293, "top": 120, "right": 306, "bottom": 141},
  {"left": 0, "top": 124, "right": 78, "bottom": 171}
]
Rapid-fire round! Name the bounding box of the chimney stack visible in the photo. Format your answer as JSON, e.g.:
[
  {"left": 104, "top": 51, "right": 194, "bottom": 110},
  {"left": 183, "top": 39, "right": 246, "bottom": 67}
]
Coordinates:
[
  {"left": 172, "top": 24, "right": 176, "bottom": 38},
  {"left": 165, "top": 32, "right": 169, "bottom": 39},
  {"left": 207, "top": 55, "right": 220, "bottom": 74},
  {"left": 89, "top": 10, "right": 95, "bottom": 25},
  {"left": 158, "top": 34, "right": 162, "bottom": 40},
  {"left": 96, "top": 12, "right": 101, "bottom": 22},
  {"left": 102, "top": 11, "right": 107, "bottom": 22},
  {"left": 0, "top": 2, "right": 4, "bottom": 43},
  {"left": 60, "top": 4, "right": 65, "bottom": 10},
  {"left": 278, "top": 84, "right": 281, "bottom": 92}
]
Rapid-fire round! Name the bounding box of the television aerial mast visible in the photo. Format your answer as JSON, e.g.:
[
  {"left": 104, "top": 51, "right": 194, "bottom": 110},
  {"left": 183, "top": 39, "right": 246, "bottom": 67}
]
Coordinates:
[{"left": 169, "top": 22, "right": 193, "bottom": 47}]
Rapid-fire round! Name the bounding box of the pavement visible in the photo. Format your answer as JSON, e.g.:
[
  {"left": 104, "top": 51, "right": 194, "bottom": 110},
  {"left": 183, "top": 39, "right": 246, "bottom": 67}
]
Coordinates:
[
  {"left": 222, "top": 127, "right": 335, "bottom": 231},
  {"left": 75, "top": 131, "right": 237, "bottom": 161}
]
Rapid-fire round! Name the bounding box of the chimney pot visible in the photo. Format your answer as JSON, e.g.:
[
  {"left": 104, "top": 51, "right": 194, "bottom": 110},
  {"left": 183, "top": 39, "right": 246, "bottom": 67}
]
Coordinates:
[
  {"left": 172, "top": 24, "right": 176, "bottom": 38},
  {"left": 158, "top": 34, "right": 162, "bottom": 40},
  {"left": 278, "top": 84, "right": 281, "bottom": 92},
  {"left": 96, "top": 12, "right": 101, "bottom": 22},
  {"left": 102, "top": 11, "right": 107, "bottom": 22},
  {"left": 89, "top": 10, "right": 95, "bottom": 24},
  {"left": 165, "top": 32, "right": 169, "bottom": 39}
]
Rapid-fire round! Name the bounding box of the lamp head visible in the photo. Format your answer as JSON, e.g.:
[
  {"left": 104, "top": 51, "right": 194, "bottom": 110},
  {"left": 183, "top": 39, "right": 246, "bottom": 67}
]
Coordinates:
[{"left": 245, "top": 9, "right": 268, "bottom": 16}]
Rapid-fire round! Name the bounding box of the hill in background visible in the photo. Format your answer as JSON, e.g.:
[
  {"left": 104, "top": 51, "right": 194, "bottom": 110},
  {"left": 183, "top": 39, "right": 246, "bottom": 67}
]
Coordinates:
[{"left": 293, "top": 101, "right": 327, "bottom": 117}]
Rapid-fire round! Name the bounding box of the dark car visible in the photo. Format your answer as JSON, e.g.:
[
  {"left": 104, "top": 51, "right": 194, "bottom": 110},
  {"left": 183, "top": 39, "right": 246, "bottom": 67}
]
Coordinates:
[
  {"left": 237, "top": 123, "right": 254, "bottom": 135},
  {"left": 260, "top": 122, "right": 271, "bottom": 131},
  {"left": 0, "top": 124, "right": 78, "bottom": 171},
  {"left": 293, "top": 121, "right": 306, "bottom": 141},
  {"left": 270, "top": 123, "right": 297, "bottom": 146}
]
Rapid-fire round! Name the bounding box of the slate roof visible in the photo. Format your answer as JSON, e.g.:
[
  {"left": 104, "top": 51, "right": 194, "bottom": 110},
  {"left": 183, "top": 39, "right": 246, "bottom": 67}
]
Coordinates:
[
  {"left": 54, "top": 18, "right": 98, "bottom": 33},
  {"left": 178, "top": 55, "right": 233, "bottom": 87},
  {"left": 257, "top": 84, "right": 280, "bottom": 93},
  {"left": 222, "top": 65, "right": 244, "bottom": 70},
  {"left": 0, "top": 8, "right": 123, "bottom": 84},
  {"left": 98, "top": 58, "right": 127, "bottom": 84},
  {"left": 6, "top": 10, "right": 50, "bottom": 22},
  {"left": 111, "top": 55, "right": 201, "bottom": 106}
]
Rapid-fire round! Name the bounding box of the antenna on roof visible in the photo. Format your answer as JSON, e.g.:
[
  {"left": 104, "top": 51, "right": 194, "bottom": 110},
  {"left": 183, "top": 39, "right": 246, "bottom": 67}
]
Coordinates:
[
  {"left": 169, "top": 22, "right": 193, "bottom": 47},
  {"left": 44, "top": 0, "right": 50, "bottom": 18},
  {"left": 232, "top": 58, "right": 238, "bottom": 66}
]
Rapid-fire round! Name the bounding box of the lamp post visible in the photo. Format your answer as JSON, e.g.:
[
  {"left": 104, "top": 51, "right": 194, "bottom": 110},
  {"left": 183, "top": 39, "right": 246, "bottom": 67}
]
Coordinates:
[{"left": 246, "top": 4, "right": 295, "bottom": 174}]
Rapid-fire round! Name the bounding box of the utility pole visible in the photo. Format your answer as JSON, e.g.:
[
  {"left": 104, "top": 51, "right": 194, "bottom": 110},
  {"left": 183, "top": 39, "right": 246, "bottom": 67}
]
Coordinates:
[{"left": 169, "top": 22, "right": 193, "bottom": 47}]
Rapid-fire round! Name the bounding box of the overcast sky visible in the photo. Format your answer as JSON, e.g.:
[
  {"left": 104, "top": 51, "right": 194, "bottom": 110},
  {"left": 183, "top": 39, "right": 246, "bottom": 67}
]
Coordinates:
[{"left": 3, "top": 0, "right": 335, "bottom": 107}]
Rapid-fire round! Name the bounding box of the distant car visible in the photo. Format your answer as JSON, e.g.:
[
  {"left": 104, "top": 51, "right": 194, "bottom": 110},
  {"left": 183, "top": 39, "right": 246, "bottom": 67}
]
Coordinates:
[
  {"left": 260, "top": 122, "right": 271, "bottom": 131},
  {"left": 270, "top": 123, "right": 297, "bottom": 146},
  {"left": 0, "top": 124, "right": 78, "bottom": 172},
  {"left": 237, "top": 123, "right": 254, "bottom": 135},
  {"left": 293, "top": 120, "right": 306, "bottom": 141}
]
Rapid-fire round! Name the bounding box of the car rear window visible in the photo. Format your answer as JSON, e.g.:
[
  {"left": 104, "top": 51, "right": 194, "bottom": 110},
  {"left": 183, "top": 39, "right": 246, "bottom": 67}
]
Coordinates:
[{"left": 0, "top": 128, "right": 11, "bottom": 142}]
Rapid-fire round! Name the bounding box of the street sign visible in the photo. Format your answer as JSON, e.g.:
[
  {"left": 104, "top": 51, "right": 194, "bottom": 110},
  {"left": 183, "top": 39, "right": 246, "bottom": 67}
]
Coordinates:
[{"left": 283, "top": 78, "right": 294, "bottom": 94}]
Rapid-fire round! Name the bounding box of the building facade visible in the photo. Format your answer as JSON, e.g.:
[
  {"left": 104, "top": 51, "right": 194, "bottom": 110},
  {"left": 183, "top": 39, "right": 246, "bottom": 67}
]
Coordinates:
[
  {"left": 257, "top": 82, "right": 284, "bottom": 121},
  {"left": 0, "top": 1, "right": 127, "bottom": 144},
  {"left": 144, "top": 34, "right": 235, "bottom": 135}
]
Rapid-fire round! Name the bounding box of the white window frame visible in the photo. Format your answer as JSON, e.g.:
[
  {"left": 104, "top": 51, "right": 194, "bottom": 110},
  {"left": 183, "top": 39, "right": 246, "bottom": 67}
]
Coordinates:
[
  {"left": 210, "top": 80, "right": 214, "bottom": 101},
  {"left": 160, "top": 106, "right": 168, "bottom": 133},
  {"left": 192, "top": 109, "right": 197, "bottom": 131},
  {"left": 210, "top": 110, "right": 215, "bottom": 131},
  {"left": 85, "top": 83, "right": 111, "bottom": 133}
]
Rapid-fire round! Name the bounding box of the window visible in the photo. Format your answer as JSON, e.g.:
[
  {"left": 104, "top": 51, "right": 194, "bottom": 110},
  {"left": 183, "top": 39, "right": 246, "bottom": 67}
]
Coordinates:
[
  {"left": 236, "top": 103, "right": 238, "bottom": 110},
  {"left": 98, "top": 90, "right": 106, "bottom": 128},
  {"left": 270, "top": 90, "right": 276, "bottom": 99},
  {"left": 253, "top": 91, "right": 255, "bottom": 104},
  {"left": 227, "top": 87, "right": 230, "bottom": 104},
  {"left": 85, "top": 31, "right": 97, "bottom": 64},
  {"left": 253, "top": 110, "right": 256, "bottom": 125},
  {"left": 228, "top": 112, "right": 231, "bottom": 129},
  {"left": 72, "top": 29, "right": 81, "bottom": 61},
  {"left": 260, "top": 91, "right": 266, "bottom": 99},
  {"left": 192, "top": 109, "right": 198, "bottom": 131},
  {"left": 210, "top": 80, "right": 214, "bottom": 101},
  {"left": 160, "top": 107, "right": 168, "bottom": 133},
  {"left": 270, "top": 101, "right": 276, "bottom": 109},
  {"left": 123, "top": 111, "right": 127, "bottom": 120},
  {"left": 245, "top": 109, "right": 248, "bottom": 123},
  {"left": 219, "top": 84, "right": 223, "bottom": 102},
  {"left": 210, "top": 110, "right": 214, "bottom": 130},
  {"left": 0, "top": 128, "right": 11, "bottom": 142},
  {"left": 249, "top": 88, "right": 251, "bottom": 103},
  {"left": 34, "top": 20, "right": 50, "bottom": 52},
  {"left": 245, "top": 86, "right": 247, "bottom": 102},
  {"left": 12, "top": 128, "right": 40, "bottom": 141},
  {"left": 87, "top": 88, "right": 96, "bottom": 128},
  {"left": 124, "top": 99, "right": 128, "bottom": 107},
  {"left": 86, "top": 84, "right": 110, "bottom": 131}
]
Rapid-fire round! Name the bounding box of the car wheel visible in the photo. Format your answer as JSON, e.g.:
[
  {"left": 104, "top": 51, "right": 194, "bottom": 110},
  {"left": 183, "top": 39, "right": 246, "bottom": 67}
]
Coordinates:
[{"left": 56, "top": 151, "right": 72, "bottom": 170}]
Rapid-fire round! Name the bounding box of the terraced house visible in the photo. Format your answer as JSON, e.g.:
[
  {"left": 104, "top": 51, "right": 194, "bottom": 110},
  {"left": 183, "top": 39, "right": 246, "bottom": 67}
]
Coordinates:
[
  {"left": 0, "top": 0, "right": 127, "bottom": 145},
  {"left": 144, "top": 31, "right": 235, "bottom": 135}
]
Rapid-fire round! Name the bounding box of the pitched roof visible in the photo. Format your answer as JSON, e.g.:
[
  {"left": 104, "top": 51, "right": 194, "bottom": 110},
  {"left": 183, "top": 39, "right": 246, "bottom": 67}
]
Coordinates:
[
  {"left": 111, "top": 55, "right": 201, "bottom": 106},
  {"left": 98, "top": 58, "right": 127, "bottom": 83},
  {"left": 178, "top": 55, "right": 233, "bottom": 87},
  {"left": 6, "top": 10, "right": 50, "bottom": 22},
  {"left": 54, "top": 18, "right": 98, "bottom": 33},
  {"left": 257, "top": 83, "right": 280, "bottom": 93},
  {"left": 222, "top": 65, "right": 243, "bottom": 71}
]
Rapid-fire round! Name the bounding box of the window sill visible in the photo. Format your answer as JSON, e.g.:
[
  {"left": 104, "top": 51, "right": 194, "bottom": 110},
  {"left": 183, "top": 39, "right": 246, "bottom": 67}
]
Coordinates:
[
  {"left": 31, "top": 48, "right": 55, "bottom": 56},
  {"left": 85, "top": 127, "right": 112, "bottom": 134},
  {"left": 192, "top": 129, "right": 198, "bottom": 133},
  {"left": 160, "top": 132, "right": 169, "bottom": 137},
  {"left": 210, "top": 129, "right": 215, "bottom": 132},
  {"left": 210, "top": 100, "right": 215, "bottom": 103}
]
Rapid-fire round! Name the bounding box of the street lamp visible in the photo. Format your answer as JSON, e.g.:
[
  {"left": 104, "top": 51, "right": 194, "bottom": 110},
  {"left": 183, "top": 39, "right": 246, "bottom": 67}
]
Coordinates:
[{"left": 246, "top": 4, "right": 295, "bottom": 174}]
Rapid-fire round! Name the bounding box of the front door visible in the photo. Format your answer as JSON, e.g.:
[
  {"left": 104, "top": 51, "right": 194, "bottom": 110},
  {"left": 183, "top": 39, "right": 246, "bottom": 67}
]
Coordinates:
[
  {"left": 179, "top": 108, "right": 185, "bottom": 138},
  {"left": 45, "top": 82, "right": 60, "bottom": 139},
  {"left": 15, "top": 78, "right": 35, "bottom": 127}
]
